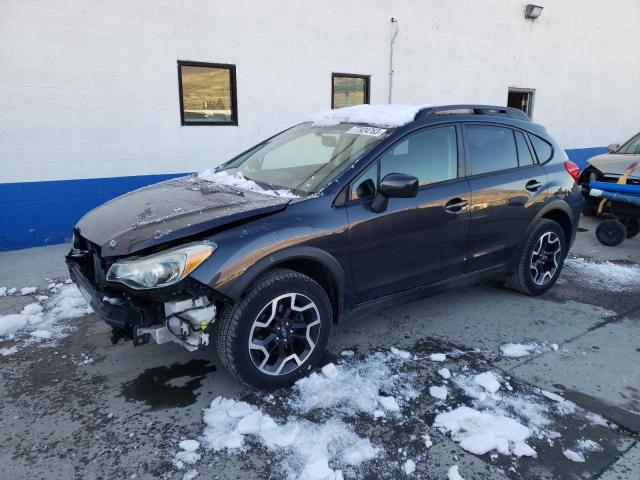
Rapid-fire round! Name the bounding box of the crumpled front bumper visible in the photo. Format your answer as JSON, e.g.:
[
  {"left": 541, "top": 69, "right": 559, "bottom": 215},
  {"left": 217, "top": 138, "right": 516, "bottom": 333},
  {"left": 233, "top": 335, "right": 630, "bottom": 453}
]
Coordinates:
[{"left": 66, "top": 251, "right": 162, "bottom": 334}]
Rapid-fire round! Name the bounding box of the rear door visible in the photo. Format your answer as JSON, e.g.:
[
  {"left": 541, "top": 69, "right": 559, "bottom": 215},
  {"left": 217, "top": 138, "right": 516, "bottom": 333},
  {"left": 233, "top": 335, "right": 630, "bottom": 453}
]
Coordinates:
[
  {"left": 346, "top": 124, "right": 470, "bottom": 303},
  {"left": 463, "top": 123, "right": 548, "bottom": 272}
]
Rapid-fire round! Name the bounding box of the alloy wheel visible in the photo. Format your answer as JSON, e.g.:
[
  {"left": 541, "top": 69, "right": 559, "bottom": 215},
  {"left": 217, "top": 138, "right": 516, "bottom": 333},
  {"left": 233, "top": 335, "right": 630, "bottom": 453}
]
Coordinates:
[
  {"left": 248, "top": 293, "right": 321, "bottom": 376},
  {"left": 529, "top": 231, "right": 562, "bottom": 286}
]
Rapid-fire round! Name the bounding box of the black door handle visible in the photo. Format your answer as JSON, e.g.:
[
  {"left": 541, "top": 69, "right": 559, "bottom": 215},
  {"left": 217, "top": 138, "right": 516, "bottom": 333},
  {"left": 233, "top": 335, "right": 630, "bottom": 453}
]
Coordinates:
[
  {"left": 444, "top": 198, "right": 469, "bottom": 213},
  {"left": 526, "top": 179, "right": 542, "bottom": 192}
]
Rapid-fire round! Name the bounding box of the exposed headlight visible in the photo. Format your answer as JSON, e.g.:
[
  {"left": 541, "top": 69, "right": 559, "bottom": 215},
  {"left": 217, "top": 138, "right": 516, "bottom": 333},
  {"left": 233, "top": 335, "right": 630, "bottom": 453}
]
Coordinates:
[{"left": 106, "top": 242, "right": 216, "bottom": 290}]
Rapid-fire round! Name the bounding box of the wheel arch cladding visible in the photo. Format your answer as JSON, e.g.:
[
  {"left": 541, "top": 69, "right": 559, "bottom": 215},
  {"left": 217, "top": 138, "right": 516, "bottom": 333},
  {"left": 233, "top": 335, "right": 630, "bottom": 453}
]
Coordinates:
[
  {"left": 541, "top": 208, "right": 573, "bottom": 244},
  {"left": 223, "top": 247, "right": 345, "bottom": 322}
]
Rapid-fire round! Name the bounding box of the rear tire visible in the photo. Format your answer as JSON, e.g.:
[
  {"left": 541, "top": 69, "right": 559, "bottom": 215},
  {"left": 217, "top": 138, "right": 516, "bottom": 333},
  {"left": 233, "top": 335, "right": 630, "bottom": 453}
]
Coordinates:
[
  {"left": 216, "top": 268, "right": 332, "bottom": 389},
  {"left": 596, "top": 219, "right": 626, "bottom": 246},
  {"left": 625, "top": 219, "right": 639, "bottom": 239},
  {"left": 505, "top": 219, "right": 567, "bottom": 296}
]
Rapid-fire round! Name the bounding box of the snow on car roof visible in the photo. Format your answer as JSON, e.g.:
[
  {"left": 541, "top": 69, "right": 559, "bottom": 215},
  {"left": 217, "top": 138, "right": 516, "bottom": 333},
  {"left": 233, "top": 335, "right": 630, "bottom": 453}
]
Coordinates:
[{"left": 309, "top": 104, "right": 436, "bottom": 128}]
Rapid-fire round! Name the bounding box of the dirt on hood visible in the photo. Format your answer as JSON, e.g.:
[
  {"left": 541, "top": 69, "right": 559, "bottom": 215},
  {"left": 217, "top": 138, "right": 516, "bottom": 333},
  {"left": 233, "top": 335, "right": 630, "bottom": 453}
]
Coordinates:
[{"left": 75, "top": 175, "right": 292, "bottom": 257}]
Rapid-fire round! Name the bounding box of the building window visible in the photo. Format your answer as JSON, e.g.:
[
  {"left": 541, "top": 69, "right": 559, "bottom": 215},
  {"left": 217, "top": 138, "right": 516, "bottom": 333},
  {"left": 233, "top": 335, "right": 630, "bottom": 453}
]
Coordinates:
[
  {"left": 178, "top": 61, "right": 237, "bottom": 125},
  {"left": 332, "top": 73, "right": 370, "bottom": 109},
  {"left": 507, "top": 88, "right": 535, "bottom": 118}
]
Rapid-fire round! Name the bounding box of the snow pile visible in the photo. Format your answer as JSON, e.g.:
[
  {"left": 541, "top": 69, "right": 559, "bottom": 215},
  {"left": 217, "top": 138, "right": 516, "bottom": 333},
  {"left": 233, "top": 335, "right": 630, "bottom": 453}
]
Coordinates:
[
  {"left": 500, "top": 342, "right": 559, "bottom": 358},
  {"left": 564, "top": 257, "right": 640, "bottom": 292},
  {"left": 309, "top": 104, "right": 435, "bottom": 128},
  {"left": 429, "top": 385, "right": 448, "bottom": 401},
  {"left": 403, "top": 459, "right": 416, "bottom": 475},
  {"left": 473, "top": 371, "right": 501, "bottom": 393},
  {"left": 198, "top": 170, "right": 299, "bottom": 198},
  {"left": 0, "top": 303, "right": 43, "bottom": 336},
  {"left": 430, "top": 353, "right": 446, "bottom": 362},
  {"left": 202, "top": 397, "right": 377, "bottom": 480},
  {"left": 438, "top": 367, "right": 452, "bottom": 379},
  {"left": 291, "top": 353, "right": 415, "bottom": 415},
  {"left": 20, "top": 286, "right": 37, "bottom": 295},
  {"left": 194, "top": 349, "right": 422, "bottom": 479},
  {"left": 448, "top": 465, "right": 465, "bottom": 480},
  {"left": 563, "top": 448, "right": 585, "bottom": 462},
  {"left": 434, "top": 406, "right": 536, "bottom": 457},
  {"left": 174, "top": 439, "right": 201, "bottom": 468},
  {"left": 0, "top": 282, "right": 92, "bottom": 352}
]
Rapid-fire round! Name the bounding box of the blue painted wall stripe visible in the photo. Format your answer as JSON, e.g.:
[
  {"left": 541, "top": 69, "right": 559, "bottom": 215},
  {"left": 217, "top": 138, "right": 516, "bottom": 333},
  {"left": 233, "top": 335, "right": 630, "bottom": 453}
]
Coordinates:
[
  {"left": 0, "top": 147, "right": 607, "bottom": 252},
  {"left": 0, "top": 173, "right": 189, "bottom": 251},
  {"left": 565, "top": 147, "right": 608, "bottom": 170}
]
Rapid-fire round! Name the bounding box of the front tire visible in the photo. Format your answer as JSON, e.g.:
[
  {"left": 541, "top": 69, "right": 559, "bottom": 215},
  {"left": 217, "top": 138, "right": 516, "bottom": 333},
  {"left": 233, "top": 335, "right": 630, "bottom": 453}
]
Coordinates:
[
  {"left": 216, "top": 268, "right": 332, "bottom": 389},
  {"left": 505, "top": 219, "right": 567, "bottom": 296}
]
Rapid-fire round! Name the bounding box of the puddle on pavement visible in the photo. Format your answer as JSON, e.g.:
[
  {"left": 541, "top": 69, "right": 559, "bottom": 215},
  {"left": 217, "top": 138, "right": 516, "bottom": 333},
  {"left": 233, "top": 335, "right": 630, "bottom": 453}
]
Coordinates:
[{"left": 120, "top": 359, "right": 217, "bottom": 410}]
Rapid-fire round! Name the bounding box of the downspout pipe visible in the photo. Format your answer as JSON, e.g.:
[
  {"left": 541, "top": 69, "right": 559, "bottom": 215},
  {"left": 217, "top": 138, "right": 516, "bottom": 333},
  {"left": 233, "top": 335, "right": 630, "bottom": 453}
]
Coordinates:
[{"left": 388, "top": 17, "right": 399, "bottom": 104}]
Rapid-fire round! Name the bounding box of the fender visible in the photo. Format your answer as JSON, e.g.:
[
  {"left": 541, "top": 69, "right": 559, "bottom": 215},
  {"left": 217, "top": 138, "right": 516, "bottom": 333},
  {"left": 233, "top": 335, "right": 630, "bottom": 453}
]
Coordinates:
[
  {"left": 505, "top": 199, "right": 575, "bottom": 271},
  {"left": 214, "top": 245, "right": 347, "bottom": 316}
]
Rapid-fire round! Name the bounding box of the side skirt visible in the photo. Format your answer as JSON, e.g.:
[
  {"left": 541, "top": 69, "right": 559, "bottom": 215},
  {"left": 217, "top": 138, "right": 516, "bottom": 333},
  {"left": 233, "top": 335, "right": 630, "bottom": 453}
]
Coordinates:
[{"left": 339, "top": 265, "right": 506, "bottom": 324}]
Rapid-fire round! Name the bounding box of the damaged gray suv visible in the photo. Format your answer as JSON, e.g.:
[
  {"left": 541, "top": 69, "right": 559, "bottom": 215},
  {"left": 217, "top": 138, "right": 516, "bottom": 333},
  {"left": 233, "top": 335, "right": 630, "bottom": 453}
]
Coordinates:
[{"left": 67, "top": 104, "right": 582, "bottom": 388}]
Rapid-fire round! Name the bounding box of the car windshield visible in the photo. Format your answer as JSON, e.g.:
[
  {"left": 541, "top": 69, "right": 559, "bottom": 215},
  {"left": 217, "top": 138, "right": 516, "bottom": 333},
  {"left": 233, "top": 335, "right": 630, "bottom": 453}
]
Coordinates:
[
  {"left": 217, "top": 123, "right": 391, "bottom": 195},
  {"left": 618, "top": 133, "right": 640, "bottom": 154}
]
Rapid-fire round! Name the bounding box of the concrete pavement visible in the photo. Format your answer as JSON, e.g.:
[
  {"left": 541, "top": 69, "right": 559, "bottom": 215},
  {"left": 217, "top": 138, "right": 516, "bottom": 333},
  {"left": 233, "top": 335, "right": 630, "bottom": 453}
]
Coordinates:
[{"left": 0, "top": 214, "right": 638, "bottom": 479}]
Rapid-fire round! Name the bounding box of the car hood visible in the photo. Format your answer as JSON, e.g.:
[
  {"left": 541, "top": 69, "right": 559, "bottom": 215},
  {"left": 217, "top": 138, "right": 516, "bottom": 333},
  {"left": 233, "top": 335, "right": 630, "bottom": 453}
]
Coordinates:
[
  {"left": 588, "top": 153, "right": 640, "bottom": 178},
  {"left": 76, "top": 175, "right": 292, "bottom": 257}
]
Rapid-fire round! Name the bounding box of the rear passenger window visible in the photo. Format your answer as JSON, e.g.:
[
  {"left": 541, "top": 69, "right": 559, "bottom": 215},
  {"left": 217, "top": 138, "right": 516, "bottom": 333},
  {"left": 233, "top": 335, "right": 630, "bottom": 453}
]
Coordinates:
[
  {"left": 380, "top": 126, "right": 458, "bottom": 186},
  {"left": 529, "top": 134, "right": 553, "bottom": 163},
  {"left": 515, "top": 131, "right": 535, "bottom": 166},
  {"left": 466, "top": 125, "right": 518, "bottom": 175}
]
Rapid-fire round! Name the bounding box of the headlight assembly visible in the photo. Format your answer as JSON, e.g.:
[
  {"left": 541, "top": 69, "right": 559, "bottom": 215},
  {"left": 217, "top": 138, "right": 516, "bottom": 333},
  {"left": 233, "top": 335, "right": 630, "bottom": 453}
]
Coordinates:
[{"left": 106, "top": 242, "right": 216, "bottom": 290}]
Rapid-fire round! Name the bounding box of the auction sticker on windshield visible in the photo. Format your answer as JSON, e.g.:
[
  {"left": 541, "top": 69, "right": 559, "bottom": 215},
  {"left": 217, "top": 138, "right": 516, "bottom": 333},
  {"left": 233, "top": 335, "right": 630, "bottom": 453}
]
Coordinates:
[{"left": 346, "top": 126, "right": 387, "bottom": 137}]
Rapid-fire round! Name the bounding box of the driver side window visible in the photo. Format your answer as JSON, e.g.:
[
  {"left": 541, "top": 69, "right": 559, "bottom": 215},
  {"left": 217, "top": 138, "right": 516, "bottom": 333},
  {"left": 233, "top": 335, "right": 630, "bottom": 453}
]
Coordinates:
[{"left": 380, "top": 126, "right": 458, "bottom": 186}]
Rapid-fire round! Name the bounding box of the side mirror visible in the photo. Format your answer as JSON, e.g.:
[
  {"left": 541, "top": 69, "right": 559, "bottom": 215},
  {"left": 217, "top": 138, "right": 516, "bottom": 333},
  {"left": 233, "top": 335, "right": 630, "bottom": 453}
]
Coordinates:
[
  {"left": 371, "top": 173, "right": 419, "bottom": 213},
  {"left": 607, "top": 143, "right": 620, "bottom": 153}
]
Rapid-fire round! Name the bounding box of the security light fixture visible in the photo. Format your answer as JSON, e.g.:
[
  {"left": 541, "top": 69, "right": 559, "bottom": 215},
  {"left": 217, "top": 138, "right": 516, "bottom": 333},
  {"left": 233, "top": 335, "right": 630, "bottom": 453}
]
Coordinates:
[{"left": 524, "top": 4, "right": 543, "bottom": 19}]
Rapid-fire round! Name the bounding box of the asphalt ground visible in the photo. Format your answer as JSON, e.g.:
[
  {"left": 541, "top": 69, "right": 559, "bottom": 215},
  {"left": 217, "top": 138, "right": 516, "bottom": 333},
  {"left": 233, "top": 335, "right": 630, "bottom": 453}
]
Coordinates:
[{"left": 0, "top": 215, "right": 638, "bottom": 479}]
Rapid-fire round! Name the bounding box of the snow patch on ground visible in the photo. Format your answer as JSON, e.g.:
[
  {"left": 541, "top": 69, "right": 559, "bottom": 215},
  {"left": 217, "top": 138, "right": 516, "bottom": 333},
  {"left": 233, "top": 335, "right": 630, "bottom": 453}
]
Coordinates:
[
  {"left": 195, "top": 350, "right": 422, "bottom": 479},
  {"left": 0, "top": 282, "right": 92, "bottom": 353},
  {"left": 563, "top": 448, "right": 585, "bottom": 462},
  {"left": 402, "top": 459, "right": 416, "bottom": 475},
  {"left": 499, "top": 342, "right": 559, "bottom": 358},
  {"left": 447, "top": 465, "right": 465, "bottom": 480},
  {"left": 429, "top": 385, "right": 448, "bottom": 401},
  {"left": 309, "top": 104, "right": 435, "bottom": 128},
  {"left": 202, "top": 397, "right": 377, "bottom": 480},
  {"left": 473, "top": 371, "right": 501, "bottom": 393},
  {"left": 198, "top": 170, "right": 299, "bottom": 198},
  {"left": 564, "top": 257, "right": 640, "bottom": 292},
  {"left": 291, "top": 352, "right": 415, "bottom": 415},
  {"left": 430, "top": 353, "right": 446, "bottom": 362},
  {"left": 434, "top": 406, "right": 535, "bottom": 457}
]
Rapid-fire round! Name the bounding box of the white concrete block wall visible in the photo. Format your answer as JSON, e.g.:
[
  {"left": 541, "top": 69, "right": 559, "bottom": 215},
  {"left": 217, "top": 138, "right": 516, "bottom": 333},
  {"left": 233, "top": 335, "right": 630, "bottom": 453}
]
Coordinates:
[{"left": 1, "top": 0, "right": 639, "bottom": 184}]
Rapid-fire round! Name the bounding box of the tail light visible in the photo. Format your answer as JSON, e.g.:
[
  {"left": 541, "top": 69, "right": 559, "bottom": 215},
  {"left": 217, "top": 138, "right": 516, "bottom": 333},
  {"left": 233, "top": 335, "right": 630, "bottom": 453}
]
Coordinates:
[{"left": 564, "top": 161, "right": 580, "bottom": 182}]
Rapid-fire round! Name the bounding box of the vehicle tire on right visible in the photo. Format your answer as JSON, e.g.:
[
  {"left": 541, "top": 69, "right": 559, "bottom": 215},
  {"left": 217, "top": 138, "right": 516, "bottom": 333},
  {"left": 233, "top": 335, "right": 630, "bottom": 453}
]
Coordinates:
[{"left": 596, "top": 219, "right": 626, "bottom": 246}]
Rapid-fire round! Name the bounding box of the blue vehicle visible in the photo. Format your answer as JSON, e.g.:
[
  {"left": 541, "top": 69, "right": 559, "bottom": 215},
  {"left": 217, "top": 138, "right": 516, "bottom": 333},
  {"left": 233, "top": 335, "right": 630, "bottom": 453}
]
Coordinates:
[{"left": 67, "top": 104, "right": 582, "bottom": 388}]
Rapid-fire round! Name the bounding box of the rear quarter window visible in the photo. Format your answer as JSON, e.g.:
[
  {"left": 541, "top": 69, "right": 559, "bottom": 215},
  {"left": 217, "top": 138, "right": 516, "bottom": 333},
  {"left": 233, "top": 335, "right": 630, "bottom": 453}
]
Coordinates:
[{"left": 528, "top": 134, "right": 553, "bottom": 163}]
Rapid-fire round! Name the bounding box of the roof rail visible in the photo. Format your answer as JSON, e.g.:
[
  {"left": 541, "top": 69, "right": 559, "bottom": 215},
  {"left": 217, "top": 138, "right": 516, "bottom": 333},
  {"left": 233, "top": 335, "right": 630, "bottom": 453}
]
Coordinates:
[{"left": 416, "top": 104, "right": 531, "bottom": 121}]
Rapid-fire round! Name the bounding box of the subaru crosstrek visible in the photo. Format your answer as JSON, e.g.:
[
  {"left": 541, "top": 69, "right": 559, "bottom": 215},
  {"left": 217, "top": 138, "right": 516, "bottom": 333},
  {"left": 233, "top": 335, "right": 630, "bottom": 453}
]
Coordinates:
[{"left": 66, "top": 104, "right": 582, "bottom": 388}]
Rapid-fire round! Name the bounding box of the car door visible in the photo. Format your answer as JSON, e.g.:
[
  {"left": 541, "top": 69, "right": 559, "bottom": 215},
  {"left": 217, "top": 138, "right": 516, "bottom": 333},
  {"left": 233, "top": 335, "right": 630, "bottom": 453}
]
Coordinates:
[
  {"left": 345, "top": 124, "right": 471, "bottom": 303},
  {"left": 463, "top": 123, "right": 548, "bottom": 272}
]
